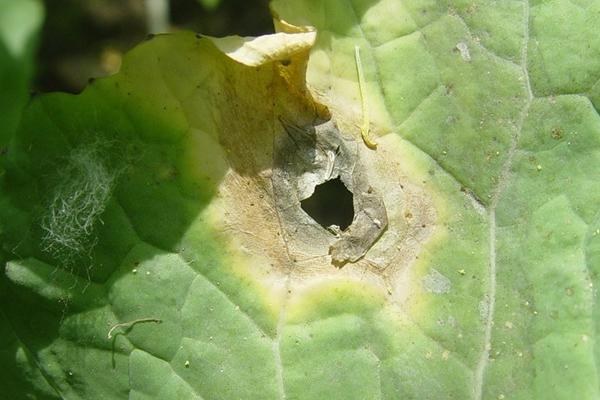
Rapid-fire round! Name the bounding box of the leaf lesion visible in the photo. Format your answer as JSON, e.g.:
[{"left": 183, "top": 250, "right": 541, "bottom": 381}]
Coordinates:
[{"left": 273, "top": 119, "right": 388, "bottom": 267}]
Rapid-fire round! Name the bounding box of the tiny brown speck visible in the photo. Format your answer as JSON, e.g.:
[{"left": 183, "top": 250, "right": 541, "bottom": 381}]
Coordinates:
[{"left": 551, "top": 127, "right": 563, "bottom": 140}]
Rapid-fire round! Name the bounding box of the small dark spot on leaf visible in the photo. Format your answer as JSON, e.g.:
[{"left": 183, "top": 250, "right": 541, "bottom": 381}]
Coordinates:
[
  {"left": 146, "top": 33, "right": 155, "bottom": 41},
  {"left": 195, "top": 33, "right": 202, "bottom": 39},
  {"left": 88, "top": 77, "right": 96, "bottom": 84},
  {"left": 551, "top": 127, "right": 563, "bottom": 140},
  {"left": 281, "top": 59, "right": 291, "bottom": 66}
]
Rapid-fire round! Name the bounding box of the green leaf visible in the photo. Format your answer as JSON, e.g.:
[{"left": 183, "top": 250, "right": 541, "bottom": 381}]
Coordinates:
[
  {"left": 0, "top": 30, "right": 319, "bottom": 399},
  {"left": 2, "top": 1, "right": 600, "bottom": 399},
  {"left": 0, "top": 0, "right": 43, "bottom": 145},
  {"left": 270, "top": 0, "right": 600, "bottom": 398},
  {"left": 197, "top": 0, "right": 221, "bottom": 11},
  {"left": 0, "top": 1, "right": 48, "bottom": 398}
]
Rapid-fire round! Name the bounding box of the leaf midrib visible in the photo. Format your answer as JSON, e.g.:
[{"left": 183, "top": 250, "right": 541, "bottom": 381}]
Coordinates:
[{"left": 473, "top": 1, "right": 534, "bottom": 399}]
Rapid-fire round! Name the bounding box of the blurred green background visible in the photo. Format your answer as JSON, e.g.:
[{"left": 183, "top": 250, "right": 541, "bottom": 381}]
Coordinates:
[{"left": 37, "top": 0, "right": 272, "bottom": 93}]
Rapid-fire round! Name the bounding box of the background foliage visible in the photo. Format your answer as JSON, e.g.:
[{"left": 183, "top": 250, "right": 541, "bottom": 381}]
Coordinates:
[{"left": 37, "top": 0, "right": 270, "bottom": 92}]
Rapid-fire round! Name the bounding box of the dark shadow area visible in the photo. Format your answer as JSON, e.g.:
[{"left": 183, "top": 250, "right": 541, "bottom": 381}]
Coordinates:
[
  {"left": 301, "top": 177, "right": 354, "bottom": 231},
  {"left": 37, "top": 0, "right": 272, "bottom": 93},
  {"left": 0, "top": 274, "right": 63, "bottom": 400},
  {"left": 171, "top": 0, "right": 272, "bottom": 36}
]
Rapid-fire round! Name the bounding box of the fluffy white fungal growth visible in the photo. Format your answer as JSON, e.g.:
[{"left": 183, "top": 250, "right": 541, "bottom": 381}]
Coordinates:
[{"left": 40, "top": 143, "right": 118, "bottom": 265}]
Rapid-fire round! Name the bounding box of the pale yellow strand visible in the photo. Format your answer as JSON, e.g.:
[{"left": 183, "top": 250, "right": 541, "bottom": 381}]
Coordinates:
[{"left": 354, "top": 45, "right": 377, "bottom": 149}]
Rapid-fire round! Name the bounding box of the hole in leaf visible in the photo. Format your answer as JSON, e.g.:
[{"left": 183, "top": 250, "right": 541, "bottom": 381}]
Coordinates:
[{"left": 301, "top": 177, "right": 354, "bottom": 231}]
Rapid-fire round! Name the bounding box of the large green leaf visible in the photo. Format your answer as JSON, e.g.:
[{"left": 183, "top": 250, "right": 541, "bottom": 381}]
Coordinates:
[
  {"left": 2, "top": 1, "right": 600, "bottom": 399},
  {"left": 0, "top": 30, "right": 320, "bottom": 400},
  {"left": 271, "top": 0, "right": 600, "bottom": 398},
  {"left": 0, "top": 1, "right": 47, "bottom": 398}
]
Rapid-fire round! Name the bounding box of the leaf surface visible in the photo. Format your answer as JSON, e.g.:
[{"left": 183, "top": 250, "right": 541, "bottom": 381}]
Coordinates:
[
  {"left": 0, "top": 31, "right": 317, "bottom": 400},
  {"left": 271, "top": 0, "right": 600, "bottom": 399},
  {"left": 2, "top": 1, "right": 600, "bottom": 399}
]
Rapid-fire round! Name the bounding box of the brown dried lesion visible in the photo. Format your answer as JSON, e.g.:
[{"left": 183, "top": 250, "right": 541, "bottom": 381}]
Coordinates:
[
  {"left": 210, "top": 116, "right": 437, "bottom": 304},
  {"left": 272, "top": 119, "right": 388, "bottom": 268},
  {"left": 200, "top": 30, "right": 436, "bottom": 301}
]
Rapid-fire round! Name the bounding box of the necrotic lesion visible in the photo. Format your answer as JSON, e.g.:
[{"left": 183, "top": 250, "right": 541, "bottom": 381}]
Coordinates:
[{"left": 40, "top": 142, "right": 118, "bottom": 266}]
